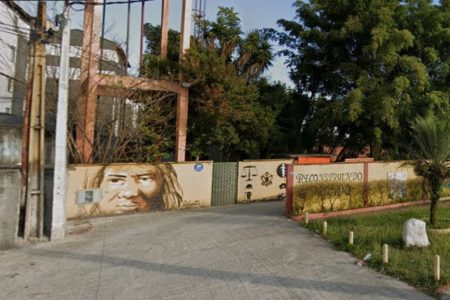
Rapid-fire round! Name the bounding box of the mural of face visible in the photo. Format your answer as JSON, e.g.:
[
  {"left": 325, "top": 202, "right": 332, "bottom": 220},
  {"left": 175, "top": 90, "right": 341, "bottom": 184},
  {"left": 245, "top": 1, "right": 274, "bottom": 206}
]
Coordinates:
[{"left": 99, "top": 165, "right": 164, "bottom": 213}]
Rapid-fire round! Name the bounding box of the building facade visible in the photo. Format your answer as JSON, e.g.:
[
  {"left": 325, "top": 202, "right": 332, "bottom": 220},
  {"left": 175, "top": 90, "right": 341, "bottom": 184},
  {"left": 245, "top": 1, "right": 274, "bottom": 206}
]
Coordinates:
[{"left": 0, "top": 0, "right": 32, "bottom": 115}]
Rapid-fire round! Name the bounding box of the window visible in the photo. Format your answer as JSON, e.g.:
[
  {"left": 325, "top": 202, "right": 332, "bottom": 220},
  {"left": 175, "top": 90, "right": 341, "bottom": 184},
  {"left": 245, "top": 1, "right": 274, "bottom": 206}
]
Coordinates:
[
  {"left": 9, "top": 46, "right": 16, "bottom": 62},
  {"left": 13, "top": 16, "right": 18, "bottom": 29},
  {"left": 7, "top": 78, "right": 13, "bottom": 92}
]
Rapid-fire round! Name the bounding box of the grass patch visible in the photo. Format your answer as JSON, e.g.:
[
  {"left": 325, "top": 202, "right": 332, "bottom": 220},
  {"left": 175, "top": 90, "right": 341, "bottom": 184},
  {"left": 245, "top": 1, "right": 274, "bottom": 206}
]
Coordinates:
[{"left": 304, "top": 202, "right": 450, "bottom": 293}]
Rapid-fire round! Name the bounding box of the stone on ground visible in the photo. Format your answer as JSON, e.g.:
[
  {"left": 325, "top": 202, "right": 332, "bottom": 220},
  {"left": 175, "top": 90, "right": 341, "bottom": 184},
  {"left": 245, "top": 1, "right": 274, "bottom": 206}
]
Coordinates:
[{"left": 402, "top": 218, "right": 430, "bottom": 248}]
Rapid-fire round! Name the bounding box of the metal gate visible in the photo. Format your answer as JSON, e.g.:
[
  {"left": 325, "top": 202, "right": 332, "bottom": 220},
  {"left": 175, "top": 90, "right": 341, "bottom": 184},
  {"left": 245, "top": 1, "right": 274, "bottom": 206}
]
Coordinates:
[{"left": 212, "top": 162, "right": 238, "bottom": 207}]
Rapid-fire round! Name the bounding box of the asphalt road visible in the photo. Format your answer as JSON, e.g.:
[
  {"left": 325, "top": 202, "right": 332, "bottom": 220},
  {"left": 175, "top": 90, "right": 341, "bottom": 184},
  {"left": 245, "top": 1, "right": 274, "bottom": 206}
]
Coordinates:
[{"left": 0, "top": 201, "right": 433, "bottom": 299}]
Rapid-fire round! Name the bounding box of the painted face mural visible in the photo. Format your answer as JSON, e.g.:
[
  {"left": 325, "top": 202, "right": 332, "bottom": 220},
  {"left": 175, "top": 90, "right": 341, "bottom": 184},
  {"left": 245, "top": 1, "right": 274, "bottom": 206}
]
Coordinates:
[{"left": 94, "top": 164, "right": 183, "bottom": 215}]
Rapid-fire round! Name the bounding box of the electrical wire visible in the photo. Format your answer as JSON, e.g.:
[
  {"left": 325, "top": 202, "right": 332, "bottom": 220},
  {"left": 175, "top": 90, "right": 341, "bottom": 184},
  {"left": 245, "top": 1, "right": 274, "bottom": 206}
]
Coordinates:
[
  {"left": 0, "top": 21, "right": 31, "bottom": 32},
  {"left": 69, "top": 0, "right": 155, "bottom": 11}
]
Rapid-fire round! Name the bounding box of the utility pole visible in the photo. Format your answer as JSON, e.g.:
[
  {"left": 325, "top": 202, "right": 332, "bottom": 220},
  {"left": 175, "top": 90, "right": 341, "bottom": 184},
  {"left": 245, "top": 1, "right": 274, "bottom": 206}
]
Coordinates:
[
  {"left": 139, "top": 0, "right": 146, "bottom": 73},
  {"left": 76, "top": 0, "right": 102, "bottom": 163},
  {"left": 175, "top": 0, "right": 192, "bottom": 162},
  {"left": 160, "top": 0, "right": 170, "bottom": 59},
  {"left": 24, "top": 0, "right": 47, "bottom": 240},
  {"left": 51, "top": 0, "right": 71, "bottom": 241}
]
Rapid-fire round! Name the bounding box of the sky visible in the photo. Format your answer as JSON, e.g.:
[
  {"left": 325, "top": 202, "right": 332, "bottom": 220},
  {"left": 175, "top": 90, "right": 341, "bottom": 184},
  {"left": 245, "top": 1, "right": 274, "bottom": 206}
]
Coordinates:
[{"left": 15, "top": 0, "right": 296, "bottom": 85}]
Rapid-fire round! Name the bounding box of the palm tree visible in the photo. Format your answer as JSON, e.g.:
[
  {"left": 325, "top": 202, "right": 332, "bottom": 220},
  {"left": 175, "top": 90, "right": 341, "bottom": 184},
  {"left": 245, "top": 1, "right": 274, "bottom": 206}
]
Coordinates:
[
  {"left": 406, "top": 114, "right": 450, "bottom": 225},
  {"left": 237, "top": 30, "right": 273, "bottom": 80}
]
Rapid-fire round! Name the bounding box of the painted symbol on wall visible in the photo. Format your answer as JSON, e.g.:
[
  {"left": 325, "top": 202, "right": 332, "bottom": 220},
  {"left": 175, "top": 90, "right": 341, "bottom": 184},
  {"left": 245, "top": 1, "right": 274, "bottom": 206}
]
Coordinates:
[
  {"left": 261, "top": 172, "right": 274, "bottom": 187},
  {"left": 277, "top": 163, "right": 287, "bottom": 178},
  {"left": 241, "top": 166, "right": 258, "bottom": 182},
  {"left": 194, "top": 163, "right": 204, "bottom": 172},
  {"left": 245, "top": 184, "right": 253, "bottom": 201}
]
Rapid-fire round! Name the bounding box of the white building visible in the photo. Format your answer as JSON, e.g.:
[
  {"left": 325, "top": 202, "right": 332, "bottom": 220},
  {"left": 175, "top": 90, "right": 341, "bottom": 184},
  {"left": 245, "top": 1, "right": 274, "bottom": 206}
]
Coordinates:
[{"left": 0, "top": 0, "right": 32, "bottom": 115}]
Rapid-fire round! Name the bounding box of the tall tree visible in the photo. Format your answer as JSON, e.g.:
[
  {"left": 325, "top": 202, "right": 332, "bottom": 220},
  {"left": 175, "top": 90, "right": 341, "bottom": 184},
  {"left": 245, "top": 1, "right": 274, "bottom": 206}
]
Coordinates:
[
  {"left": 143, "top": 7, "right": 277, "bottom": 161},
  {"left": 277, "top": 0, "right": 450, "bottom": 159}
]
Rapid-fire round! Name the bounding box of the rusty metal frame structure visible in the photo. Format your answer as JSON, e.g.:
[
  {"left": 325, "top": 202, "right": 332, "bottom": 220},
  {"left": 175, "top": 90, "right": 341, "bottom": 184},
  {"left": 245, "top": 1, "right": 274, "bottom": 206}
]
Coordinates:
[{"left": 76, "top": 0, "right": 191, "bottom": 163}]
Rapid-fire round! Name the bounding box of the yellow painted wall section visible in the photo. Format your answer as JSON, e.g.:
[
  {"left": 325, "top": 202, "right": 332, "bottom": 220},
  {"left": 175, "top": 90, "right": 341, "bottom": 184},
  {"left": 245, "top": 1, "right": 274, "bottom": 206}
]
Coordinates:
[
  {"left": 367, "top": 162, "right": 425, "bottom": 206},
  {"left": 237, "top": 159, "right": 294, "bottom": 203},
  {"left": 66, "top": 162, "right": 213, "bottom": 219},
  {"left": 292, "top": 163, "right": 365, "bottom": 214},
  {"left": 290, "top": 161, "right": 441, "bottom": 215}
]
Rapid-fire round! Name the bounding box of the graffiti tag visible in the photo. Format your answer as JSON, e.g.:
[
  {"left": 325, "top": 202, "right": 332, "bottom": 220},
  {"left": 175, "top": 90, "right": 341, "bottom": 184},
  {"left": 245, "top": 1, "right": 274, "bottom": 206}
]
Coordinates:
[{"left": 296, "top": 172, "right": 363, "bottom": 184}]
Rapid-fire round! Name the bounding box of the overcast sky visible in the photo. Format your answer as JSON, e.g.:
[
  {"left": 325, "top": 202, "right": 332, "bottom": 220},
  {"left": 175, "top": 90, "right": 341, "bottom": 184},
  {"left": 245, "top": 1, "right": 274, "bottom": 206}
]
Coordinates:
[{"left": 15, "top": 0, "right": 295, "bottom": 85}]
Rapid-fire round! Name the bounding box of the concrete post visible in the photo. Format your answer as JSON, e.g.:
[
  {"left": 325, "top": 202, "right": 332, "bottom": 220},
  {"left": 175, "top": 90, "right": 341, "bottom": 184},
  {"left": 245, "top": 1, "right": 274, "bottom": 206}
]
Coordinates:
[
  {"left": 160, "top": 0, "right": 170, "bottom": 59},
  {"left": 51, "top": 2, "right": 71, "bottom": 241},
  {"left": 24, "top": 0, "right": 47, "bottom": 241},
  {"left": 382, "top": 244, "right": 388, "bottom": 264},
  {"left": 76, "top": 0, "right": 103, "bottom": 163},
  {"left": 175, "top": 88, "right": 189, "bottom": 162},
  {"left": 179, "top": 0, "right": 192, "bottom": 56},
  {"left": 175, "top": 0, "right": 192, "bottom": 162},
  {"left": 435, "top": 255, "right": 440, "bottom": 281}
]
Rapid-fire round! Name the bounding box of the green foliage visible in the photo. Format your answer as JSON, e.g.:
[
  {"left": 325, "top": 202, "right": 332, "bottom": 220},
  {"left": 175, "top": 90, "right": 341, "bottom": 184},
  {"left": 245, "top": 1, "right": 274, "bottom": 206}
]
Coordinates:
[
  {"left": 277, "top": 0, "right": 450, "bottom": 159},
  {"left": 142, "top": 7, "right": 282, "bottom": 160},
  {"left": 142, "top": 24, "right": 180, "bottom": 79},
  {"left": 405, "top": 113, "right": 450, "bottom": 224},
  {"left": 304, "top": 204, "right": 450, "bottom": 292}
]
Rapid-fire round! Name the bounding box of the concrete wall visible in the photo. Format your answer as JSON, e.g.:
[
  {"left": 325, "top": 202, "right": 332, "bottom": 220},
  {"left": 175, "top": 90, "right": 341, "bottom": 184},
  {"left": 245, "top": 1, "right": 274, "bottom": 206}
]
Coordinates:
[
  {"left": 0, "top": 168, "right": 20, "bottom": 249},
  {"left": 289, "top": 161, "right": 428, "bottom": 215},
  {"left": 0, "top": 125, "right": 22, "bottom": 165},
  {"left": 367, "top": 162, "right": 424, "bottom": 206},
  {"left": 237, "top": 159, "right": 293, "bottom": 203},
  {"left": 292, "top": 163, "right": 365, "bottom": 214},
  {"left": 66, "top": 162, "right": 214, "bottom": 219}
]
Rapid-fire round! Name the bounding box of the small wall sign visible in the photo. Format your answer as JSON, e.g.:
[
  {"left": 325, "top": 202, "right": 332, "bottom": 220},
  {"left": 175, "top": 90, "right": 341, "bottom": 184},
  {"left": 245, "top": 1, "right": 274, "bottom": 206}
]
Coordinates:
[{"left": 194, "top": 163, "right": 204, "bottom": 172}]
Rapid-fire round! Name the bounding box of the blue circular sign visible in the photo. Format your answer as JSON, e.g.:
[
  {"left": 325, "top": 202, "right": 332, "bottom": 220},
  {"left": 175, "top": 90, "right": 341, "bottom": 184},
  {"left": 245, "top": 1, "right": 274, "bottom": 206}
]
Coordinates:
[{"left": 194, "top": 163, "right": 204, "bottom": 172}]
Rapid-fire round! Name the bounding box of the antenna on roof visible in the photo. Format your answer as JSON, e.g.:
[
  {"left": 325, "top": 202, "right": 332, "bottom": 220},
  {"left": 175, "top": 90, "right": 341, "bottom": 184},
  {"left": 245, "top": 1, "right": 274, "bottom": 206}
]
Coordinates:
[{"left": 192, "top": 0, "right": 206, "bottom": 45}]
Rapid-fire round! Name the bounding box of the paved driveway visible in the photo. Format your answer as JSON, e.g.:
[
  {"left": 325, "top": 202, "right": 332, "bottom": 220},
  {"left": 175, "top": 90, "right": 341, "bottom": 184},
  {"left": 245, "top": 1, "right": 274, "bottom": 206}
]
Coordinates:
[{"left": 0, "top": 201, "right": 433, "bottom": 300}]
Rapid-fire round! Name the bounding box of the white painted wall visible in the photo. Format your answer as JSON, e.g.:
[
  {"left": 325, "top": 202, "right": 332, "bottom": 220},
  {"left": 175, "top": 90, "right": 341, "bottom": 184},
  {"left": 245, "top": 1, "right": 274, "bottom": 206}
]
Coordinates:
[
  {"left": 46, "top": 44, "right": 122, "bottom": 80},
  {"left": 0, "top": 2, "right": 30, "bottom": 113}
]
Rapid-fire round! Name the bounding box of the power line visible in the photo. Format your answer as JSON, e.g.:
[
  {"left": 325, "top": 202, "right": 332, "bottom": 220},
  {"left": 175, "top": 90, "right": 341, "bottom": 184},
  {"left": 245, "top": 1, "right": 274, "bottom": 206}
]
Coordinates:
[
  {"left": 0, "top": 21, "right": 31, "bottom": 32},
  {"left": 68, "top": 0, "right": 155, "bottom": 12}
]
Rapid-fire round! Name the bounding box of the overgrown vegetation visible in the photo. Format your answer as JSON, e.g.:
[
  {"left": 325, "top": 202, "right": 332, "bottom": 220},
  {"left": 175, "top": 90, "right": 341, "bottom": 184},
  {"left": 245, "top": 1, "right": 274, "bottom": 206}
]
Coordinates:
[
  {"left": 304, "top": 203, "right": 450, "bottom": 293},
  {"left": 143, "top": 7, "right": 294, "bottom": 161},
  {"left": 276, "top": 0, "right": 450, "bottom": 160}
]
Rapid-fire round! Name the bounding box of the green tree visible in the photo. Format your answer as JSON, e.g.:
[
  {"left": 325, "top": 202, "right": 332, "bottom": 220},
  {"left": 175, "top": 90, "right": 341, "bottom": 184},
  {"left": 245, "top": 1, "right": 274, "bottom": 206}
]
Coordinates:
[
  {"left": 406, "top": 114, "right": 450, "bottom": 225},
  {"left": 143, "top": 7, "right": 277, "bottom": 160},
  {"left": 277, "top": 0, "right": 450, "bottom": 159}
]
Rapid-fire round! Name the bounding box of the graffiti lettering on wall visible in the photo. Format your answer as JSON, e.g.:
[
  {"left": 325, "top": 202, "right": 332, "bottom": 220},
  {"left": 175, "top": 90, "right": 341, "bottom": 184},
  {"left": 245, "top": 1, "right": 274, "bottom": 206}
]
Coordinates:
[
  {"left": 76, "top": 164, "right": 183, "bottom": 216},
  {"left": 296, "top": 172, "right": 363, "bottom": 184},
  {"left": 293, "top": 169, "right": 364, "bottom": 214}
]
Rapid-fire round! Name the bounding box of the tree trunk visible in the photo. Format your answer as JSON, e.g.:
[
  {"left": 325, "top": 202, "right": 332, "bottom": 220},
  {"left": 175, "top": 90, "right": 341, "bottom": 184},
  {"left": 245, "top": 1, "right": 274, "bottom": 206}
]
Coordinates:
[{"left": 429, "top": 178, "right": 441, "bottom": 225}]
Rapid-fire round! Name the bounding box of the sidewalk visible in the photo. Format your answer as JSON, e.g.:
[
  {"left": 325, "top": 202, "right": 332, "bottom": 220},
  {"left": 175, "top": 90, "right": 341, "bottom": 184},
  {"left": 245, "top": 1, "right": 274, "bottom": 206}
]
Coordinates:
[{"left": 0, "top": 201, "right": 433, "bottom": 299}]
